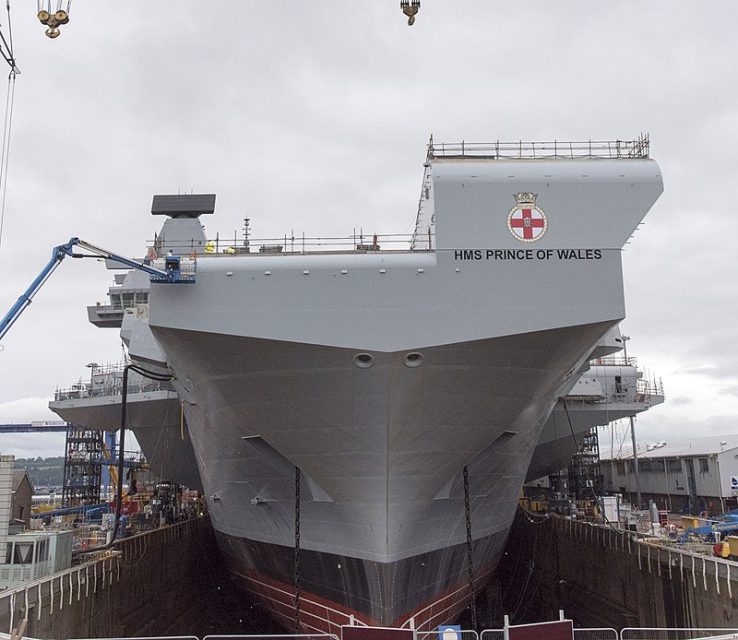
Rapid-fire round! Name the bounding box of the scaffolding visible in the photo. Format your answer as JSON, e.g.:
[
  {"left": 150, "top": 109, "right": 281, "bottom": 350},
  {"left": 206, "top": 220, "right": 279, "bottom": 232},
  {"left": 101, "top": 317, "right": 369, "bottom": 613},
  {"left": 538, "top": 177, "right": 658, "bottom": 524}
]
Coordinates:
[
  {"left": 62, "top": 425, "right": 103, "bottom": 507},
  {"left": 568, "top": 427, "right": 603, "bottom": 500}
]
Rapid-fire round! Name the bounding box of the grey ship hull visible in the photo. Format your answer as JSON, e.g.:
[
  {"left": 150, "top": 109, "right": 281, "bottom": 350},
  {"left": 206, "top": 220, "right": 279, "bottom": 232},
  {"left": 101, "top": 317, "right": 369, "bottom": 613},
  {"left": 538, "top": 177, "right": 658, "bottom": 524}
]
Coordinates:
[
  {"left": 155, "top": 324, "right": 610, "bottom": 631},
  {"left": 51, "top": 390, "right": 201, "bottom": 490},
  {"left": 52, "top": 145, "right": 663, "bottom": 633}
]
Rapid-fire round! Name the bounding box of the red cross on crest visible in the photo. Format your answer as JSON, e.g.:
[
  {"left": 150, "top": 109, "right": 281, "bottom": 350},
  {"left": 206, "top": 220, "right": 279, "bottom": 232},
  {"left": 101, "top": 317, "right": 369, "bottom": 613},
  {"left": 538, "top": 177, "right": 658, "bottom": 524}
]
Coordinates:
[{"left": 507, "top": 193, "right": 547, "bottom": 242}]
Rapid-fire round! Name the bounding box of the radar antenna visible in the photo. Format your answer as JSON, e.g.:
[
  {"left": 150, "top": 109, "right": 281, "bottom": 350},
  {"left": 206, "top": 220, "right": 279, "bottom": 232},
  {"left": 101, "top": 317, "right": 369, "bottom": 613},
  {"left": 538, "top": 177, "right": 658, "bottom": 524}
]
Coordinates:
[
  {"left": 400, "top": 0, "right": 420, "bottom": 26},
  {"left": 36, "top": 0, "right": 70, "bottom": 39}
]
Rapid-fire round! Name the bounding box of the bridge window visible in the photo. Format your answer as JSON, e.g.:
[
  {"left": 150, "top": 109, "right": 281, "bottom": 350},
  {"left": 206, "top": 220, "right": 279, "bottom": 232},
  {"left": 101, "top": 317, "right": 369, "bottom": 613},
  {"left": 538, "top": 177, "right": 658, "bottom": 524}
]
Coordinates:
[{"left": 12, "top": 542, "right": 33, "bottom": 564}]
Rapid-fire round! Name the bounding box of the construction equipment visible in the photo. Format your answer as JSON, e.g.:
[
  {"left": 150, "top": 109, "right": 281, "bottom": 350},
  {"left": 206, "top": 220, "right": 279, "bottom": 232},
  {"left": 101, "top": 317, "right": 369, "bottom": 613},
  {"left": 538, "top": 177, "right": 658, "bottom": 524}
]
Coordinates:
[
  {"left": 0, "top": 237, "right": 195, "bottom": 343},
  {"left": 678, "top": 512, "right": 738, "bottom": 544}
]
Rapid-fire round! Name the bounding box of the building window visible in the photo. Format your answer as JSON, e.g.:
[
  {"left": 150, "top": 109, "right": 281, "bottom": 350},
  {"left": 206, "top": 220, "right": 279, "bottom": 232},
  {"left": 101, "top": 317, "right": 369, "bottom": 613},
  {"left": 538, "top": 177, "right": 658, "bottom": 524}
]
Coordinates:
[
  {"left": 13, "top": 542, "right": 33, "bottom": 564},
  {"left": 666, "top": 458, "right": 682, "bottom": 473},
  {"left": 699, "top": 457, "right": 709, "bottom": 473},
  {"left": 616, "top": 461, "right": 625, "bottom": 475}
]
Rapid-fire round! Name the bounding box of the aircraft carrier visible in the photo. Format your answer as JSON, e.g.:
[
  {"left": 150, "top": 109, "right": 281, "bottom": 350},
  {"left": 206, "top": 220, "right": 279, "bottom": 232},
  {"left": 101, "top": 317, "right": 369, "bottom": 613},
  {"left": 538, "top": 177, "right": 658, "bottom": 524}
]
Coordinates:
[{"left": 49, "top": 137, "right": 663, "bottom": 634}]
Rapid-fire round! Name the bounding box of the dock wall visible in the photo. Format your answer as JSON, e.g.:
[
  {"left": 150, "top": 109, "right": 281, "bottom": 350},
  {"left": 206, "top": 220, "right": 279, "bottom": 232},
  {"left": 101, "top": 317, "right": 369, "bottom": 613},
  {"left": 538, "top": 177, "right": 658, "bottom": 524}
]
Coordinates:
[
  {"left": 0, "top": 517, "right": 248, "bottom": 639},
  {"left": 501, "top": 512, "right": 738, "bottom": 628}
]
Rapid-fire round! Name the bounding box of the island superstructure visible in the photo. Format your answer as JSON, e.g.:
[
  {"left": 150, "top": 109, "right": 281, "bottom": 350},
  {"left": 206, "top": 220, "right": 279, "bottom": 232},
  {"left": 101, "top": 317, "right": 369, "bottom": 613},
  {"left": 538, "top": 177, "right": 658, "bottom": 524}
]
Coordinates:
[{"left": 50, "top": 137, "right": 663, "bottom": 634}]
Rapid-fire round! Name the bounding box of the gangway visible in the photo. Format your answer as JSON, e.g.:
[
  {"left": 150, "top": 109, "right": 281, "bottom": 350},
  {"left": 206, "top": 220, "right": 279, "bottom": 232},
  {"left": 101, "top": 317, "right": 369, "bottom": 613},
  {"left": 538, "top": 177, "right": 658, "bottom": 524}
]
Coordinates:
[
  {"left": 0, "top": 421, "right": 71, "bottom": 433},
  {"left": 0, "top": 237, "right": 195, "bottom": 342}
]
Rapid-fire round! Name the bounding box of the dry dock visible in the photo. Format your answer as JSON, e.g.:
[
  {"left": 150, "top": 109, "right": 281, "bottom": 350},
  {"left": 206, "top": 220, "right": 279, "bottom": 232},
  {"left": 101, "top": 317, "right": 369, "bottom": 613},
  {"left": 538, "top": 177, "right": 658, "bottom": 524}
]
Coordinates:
[
  {"left": 0, "top": 517, "right": 264, "bottom": 639},
  {"left": 3, "top": 510, "right": 738, "bottom": 638},
  {"left": 498, "top": 510, "right": 738, "bottom": 629}
]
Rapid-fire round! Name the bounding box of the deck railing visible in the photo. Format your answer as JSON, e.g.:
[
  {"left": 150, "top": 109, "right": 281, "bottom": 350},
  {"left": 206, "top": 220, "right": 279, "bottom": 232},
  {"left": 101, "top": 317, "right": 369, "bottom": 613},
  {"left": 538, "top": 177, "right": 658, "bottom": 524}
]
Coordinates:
[
  {"left": 151, "top": 232, "right": 430, "bottom": 257},
  {"left": 428, "top": 135, "right": 650, "bottom": 160},
  {"left": 54, "top": 362, "right": 173, "bottom": 402}
]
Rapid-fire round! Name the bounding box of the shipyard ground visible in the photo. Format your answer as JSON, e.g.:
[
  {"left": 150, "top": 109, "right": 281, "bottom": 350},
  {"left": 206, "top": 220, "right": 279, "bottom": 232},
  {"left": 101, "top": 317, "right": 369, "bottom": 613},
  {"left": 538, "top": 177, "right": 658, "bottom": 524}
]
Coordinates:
[{"left": 5, "top": 512, "right": 738, "bottom": 638}]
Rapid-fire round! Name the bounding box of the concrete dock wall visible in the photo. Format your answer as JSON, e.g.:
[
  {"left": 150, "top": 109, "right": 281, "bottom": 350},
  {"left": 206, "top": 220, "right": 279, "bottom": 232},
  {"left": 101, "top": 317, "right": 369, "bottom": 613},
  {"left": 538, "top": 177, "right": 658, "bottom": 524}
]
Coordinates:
[
  {"left": 0, "top": 517, "right": 240, "bottom": 639},
  {"left": 502, "top": 512, "right": 738, "bottom": 628}
]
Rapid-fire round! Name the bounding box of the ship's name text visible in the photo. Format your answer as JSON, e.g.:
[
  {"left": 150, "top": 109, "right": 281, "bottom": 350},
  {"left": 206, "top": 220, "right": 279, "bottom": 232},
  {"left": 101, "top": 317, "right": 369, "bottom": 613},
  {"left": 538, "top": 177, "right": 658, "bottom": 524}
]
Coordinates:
[{"left": 453, "top": 249, "right": 602, "bottom": 261}]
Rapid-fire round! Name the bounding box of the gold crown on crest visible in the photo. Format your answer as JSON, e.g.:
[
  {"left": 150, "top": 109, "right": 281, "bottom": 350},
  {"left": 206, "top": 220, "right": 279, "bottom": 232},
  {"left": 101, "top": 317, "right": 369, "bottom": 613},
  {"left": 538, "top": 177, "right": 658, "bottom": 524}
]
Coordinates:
[{"left": 513, "top": 192, "right": 538, "bottom": 206}]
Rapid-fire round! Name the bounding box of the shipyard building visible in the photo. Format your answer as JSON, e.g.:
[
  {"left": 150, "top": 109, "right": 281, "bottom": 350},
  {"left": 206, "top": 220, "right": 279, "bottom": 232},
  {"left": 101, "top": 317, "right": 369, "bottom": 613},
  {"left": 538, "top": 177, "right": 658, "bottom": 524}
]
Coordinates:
[{"left": 600, "top": 434, "right": 738, "bottom": 515}]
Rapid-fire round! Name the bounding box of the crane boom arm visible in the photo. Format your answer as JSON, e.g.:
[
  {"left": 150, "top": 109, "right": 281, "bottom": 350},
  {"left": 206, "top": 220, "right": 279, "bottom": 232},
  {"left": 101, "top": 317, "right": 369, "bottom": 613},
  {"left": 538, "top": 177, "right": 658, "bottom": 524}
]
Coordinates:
[{"left": 0, "top": 236, "right": 194, "bottom": 343}]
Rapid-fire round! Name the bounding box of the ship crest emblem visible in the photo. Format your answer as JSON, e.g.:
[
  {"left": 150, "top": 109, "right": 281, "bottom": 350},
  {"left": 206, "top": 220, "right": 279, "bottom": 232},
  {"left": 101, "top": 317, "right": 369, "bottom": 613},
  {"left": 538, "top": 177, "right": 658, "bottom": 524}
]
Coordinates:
[{"left": 507, "top": 192, "right": 547, "bottom": 243}]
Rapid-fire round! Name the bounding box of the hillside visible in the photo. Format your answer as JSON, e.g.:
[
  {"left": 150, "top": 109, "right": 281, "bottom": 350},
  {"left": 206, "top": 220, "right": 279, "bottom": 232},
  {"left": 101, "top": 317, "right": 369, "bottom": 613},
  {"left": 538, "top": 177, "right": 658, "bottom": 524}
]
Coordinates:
[{"left": 14, "top": 456, "right": 65, "bottom": 490}]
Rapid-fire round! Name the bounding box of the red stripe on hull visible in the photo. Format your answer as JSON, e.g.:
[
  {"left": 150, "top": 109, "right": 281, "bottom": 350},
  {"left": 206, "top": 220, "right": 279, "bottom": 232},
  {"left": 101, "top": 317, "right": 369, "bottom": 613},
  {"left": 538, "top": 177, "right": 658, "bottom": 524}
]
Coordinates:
[{"left": 232, "top": 561, "right": 498, "bottom": 635}]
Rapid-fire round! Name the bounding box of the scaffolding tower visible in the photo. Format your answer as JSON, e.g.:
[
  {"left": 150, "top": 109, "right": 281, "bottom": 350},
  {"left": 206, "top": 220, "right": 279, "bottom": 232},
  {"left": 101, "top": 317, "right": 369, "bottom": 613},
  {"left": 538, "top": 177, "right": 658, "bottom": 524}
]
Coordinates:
[
  {"left": 62, "top": 425, "right": 103, "bottom": 507},
  {"left": 568, "top": 426, "right": 603, "bottom": 500}
]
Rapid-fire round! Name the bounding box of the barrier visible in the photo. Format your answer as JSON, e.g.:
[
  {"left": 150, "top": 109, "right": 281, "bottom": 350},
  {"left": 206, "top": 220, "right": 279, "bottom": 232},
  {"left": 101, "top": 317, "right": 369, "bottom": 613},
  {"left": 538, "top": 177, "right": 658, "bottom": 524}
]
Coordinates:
[
  {"left": 481, "top": 629, "right": 617, "bottom": 640},
  {"left": 573, "top": 630, "right": 618, "bottom": 640},
  {"left": 72, "top": 637, "right": 198, "bottom": 640},
  {"left": 204, "top": 635, "right": 339, "bottom": 640},
  {"left": 621, "top": 629, "right": 738, "bottom": 640}
]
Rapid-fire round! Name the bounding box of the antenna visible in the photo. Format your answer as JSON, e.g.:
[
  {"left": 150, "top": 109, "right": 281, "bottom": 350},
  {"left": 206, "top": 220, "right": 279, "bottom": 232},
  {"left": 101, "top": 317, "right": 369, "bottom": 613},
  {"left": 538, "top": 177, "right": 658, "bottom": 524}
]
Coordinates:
[{"left": 242, "top": 217, "right": 251, "bottom": 251}]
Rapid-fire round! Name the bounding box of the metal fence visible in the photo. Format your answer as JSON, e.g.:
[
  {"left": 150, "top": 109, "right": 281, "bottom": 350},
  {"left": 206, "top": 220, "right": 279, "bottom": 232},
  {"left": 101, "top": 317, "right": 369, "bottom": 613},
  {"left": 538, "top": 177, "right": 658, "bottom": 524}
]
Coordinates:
[
  {"left": 481, "top": 629, "right": 617, "bottom": 640},
  {"left": 71, "top": 637, "right": 199, "bottom": 640},
  {"left": 203, "top": 636, "right": 339, "bottom": 640},
  {"left": 621, "top": 629, "right": 738, "bottom": 640},
  {"left": 575, "top": 630, "right": 619, "bottom": 640},
  {"left": 427, "top": 136, "right": 650, "bottom": 160},
  {"left": 23, "top": 630, "right": 738, "bottom": 640},
  {"left": 422, "top": 631, "right": 478, "bottom": 640},
  {"left": 69, "top": 636, "right": 339, "bottom": 640}
]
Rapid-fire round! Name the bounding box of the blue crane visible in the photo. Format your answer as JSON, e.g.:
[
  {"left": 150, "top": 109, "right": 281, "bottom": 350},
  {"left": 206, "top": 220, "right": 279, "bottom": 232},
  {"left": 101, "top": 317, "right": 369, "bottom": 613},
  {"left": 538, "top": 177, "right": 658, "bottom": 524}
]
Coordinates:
[
  {"left": 0, "top": 237, "right": 195, "bottom": 342},
  {"left": 678, "top": 512, "right": 738, "bottom": 544}
]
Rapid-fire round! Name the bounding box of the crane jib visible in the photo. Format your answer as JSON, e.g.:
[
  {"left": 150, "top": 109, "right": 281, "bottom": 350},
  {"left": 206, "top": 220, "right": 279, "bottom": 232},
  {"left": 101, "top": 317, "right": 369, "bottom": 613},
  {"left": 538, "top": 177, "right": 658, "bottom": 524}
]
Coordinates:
[{"left": 0, "top": 237, "right": 195, "bottom": 343}]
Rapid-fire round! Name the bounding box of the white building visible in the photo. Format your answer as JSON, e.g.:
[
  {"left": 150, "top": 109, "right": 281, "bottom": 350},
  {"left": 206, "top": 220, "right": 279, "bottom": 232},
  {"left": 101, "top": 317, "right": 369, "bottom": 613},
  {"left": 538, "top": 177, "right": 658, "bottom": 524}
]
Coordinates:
[{"left": 600, "top": 435, "right": 738, "bottom": 515}]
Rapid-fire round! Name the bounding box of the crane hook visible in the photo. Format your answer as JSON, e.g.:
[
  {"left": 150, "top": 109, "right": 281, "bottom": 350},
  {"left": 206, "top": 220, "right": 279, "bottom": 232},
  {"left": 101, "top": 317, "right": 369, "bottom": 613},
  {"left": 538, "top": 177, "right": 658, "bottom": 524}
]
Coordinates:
[
  {"left": 400, "top": 0, "right": 420, "bottom": 26},
  {"left": 37, "top": 2, "right": 70, "bottom": 38}
]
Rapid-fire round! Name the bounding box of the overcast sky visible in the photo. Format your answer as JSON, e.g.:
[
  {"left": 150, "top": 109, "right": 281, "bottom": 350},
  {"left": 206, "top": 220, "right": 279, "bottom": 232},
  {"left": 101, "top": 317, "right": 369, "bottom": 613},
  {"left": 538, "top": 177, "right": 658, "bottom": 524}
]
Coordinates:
[{"left": 0, "top": 1, "right": 736, "bottom": 459}]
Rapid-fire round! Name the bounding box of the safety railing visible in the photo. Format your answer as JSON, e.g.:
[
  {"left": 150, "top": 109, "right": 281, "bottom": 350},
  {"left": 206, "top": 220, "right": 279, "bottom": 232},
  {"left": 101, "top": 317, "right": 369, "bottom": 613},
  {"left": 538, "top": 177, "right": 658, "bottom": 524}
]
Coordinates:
[
  {"left": 575, "top": 630, "right": 619, "bottom": 640},
  {"left": 203, "top": 635, "right": 339, "bottom": 640},
  {"left": 592, "top": 356, "right": 637, "bottom": 368},
  {"left": 552, "top": 515, "right": 738, "bottom": 600},
  {"left": 54, "top": 364, "right": 174, "bottom": 401},
  {"left": 620, "top": 629, "right": 738, "bottom": 640},
  {"left": 71, "top": 637, "right": 198, "bottom": 640},
  {"left": 428, "top": 135, "right": 650, "bottom": 160},
  {"left": 236, "top": 572, "right": 369, "bottom": 637},
  {"left": 54, "top": 381, "right": 172, "bottom": 401},
  {"left": 481, "top": 630, "right": 618, "bottom": 640},
  {"left": 636, "top": 376, "right": 664, "bottom": 401},
  {"left": 13, "top": 632, "right": 738, "bottom": 640},
  {"left": 0, "top": 551, "right": 121, "bottom": 636},
  {"left": 153, "top": 232, "right": 431, "bottom": 256},
  {"left": 399, "top": 566, "right": 497, "bottom": 634},
  {"left": 423, "top": 631, "right": 477, "bottom": 640}
]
